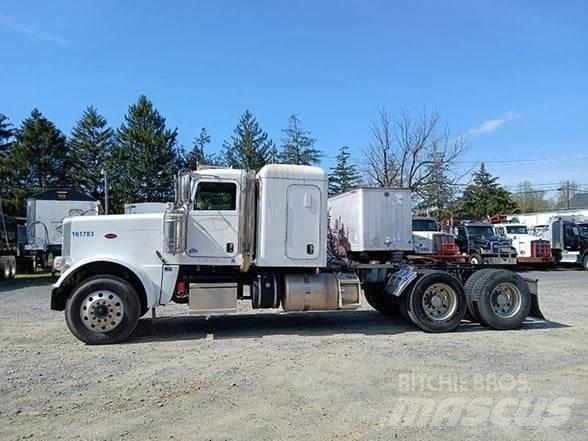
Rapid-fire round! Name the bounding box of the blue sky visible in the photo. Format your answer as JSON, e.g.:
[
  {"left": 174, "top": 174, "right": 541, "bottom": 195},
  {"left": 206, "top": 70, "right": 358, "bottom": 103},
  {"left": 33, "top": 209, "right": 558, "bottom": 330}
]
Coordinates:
[{"left": 1, "top": 0, "right": 587, "bottom": 195}]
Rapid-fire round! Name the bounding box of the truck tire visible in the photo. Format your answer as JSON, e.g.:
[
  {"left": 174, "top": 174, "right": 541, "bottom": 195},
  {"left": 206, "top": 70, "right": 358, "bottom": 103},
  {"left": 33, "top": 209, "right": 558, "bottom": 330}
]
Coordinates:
[
  {"left": 8, "top": 257, "right": 16, "bottom": 279},
  {"left": 463, "top": 268, "right": 496, "bottom": 323},
  {"left": 583, "top": 255, "right": 588, "bottom": 271},
  {"left": 405, "top": 270, "right": 466, "bottom": 333},
  {"left": 470, "top": 269, "right": 531, "bottom": 330},
  {"left": 65, "top": 275, "right": 141, "bottom": 345},
  {"left": 0, "top": 259, "right": 9, "bottom": 280},
  {"left": 468, "top": 253, "right": 482, "bottom": 265},
  {"left": 364, "top": 286, "right": 399, "bottom": 316}
]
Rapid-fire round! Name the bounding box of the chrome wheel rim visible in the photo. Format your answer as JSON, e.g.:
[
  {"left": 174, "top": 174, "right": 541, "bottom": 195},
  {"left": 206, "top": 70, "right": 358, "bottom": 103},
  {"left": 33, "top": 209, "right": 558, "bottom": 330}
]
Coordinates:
[
  {"left": 422, "top": 283, "right": 458, "bottom": 320},
  {"left": 80, "top": 290, "right": 124, "bottom": 332},
  {"left": 470, "top": 256, "right": 479, "bottom": 264},
  {"left": 490, "top": 283, "right": 522, "bottom": 318}
]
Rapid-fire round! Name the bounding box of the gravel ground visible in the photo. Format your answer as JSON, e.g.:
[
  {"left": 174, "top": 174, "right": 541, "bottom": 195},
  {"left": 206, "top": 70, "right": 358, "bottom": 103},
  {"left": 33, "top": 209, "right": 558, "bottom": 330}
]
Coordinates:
[{"left": 0, "top": 269, "right": 586, "bottom": 440}]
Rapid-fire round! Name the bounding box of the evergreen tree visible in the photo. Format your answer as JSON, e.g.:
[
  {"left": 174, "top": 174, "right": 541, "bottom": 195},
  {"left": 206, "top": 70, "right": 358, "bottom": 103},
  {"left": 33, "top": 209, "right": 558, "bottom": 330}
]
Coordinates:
[
  {"left": 10, "top": 108, "right": 70, "bottom": 190},
  {"left": 185, "top": 128, "right": 211, "bottom": 169},
  {"left": 328, "top": 145, "right": 361, "bottom": 195},
  {"left": 279, "top": 114, "right": 322, "bottom": 165},
  {"left": 0, "top": 113, "right": 16, "bottom": 214},
  {"left": 416, "top": 154, "right": 457, "bottom": 219},
  {"left": 0, "top": 113, "right": 15, "bottom": 158},
  {"left": 457, "top": 163, "right": 516, "bottom": 219},
  {"left": 223, "top": 110, "right": 272, "bottom": 171},
  {"left": 110, "top": 96, "right": 179, "bottom": 211},
  {"left": 268, "top": 140, "right": 279, "bottom": 164},
  {"left": 68, "top": 106, "right": 114, "bottom": 203}
]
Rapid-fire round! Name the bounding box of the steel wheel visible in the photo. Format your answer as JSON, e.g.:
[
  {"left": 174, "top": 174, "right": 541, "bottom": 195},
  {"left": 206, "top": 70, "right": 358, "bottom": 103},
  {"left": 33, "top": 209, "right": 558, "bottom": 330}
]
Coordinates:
[
  {"left": 490, "top": 282, "right": 522, "bottom": 319},
  {"left": 421, "top": 283, "right": 458, "bottom": 321},
  {"left": 80, "top": 290, "right": 125, "bottom": 332}
]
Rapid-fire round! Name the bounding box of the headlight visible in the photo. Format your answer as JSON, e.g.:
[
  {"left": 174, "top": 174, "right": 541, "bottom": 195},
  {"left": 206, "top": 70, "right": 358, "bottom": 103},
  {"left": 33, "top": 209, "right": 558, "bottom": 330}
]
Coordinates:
[{"left": 53, "top": 256, "right": 72, "bottom": 272}]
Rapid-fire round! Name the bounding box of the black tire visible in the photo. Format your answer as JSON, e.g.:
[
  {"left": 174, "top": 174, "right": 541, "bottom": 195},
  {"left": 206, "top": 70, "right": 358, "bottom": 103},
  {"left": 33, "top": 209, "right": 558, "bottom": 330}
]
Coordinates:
[
  {"left": 583, "top": 255, "right": 588, "bottom": 271},
  {"left": 364, "top": 286, "right": 399, "bottom": 316},
  {"left": 468, "top": 253, "right": 483, "bottom": 265},
  {"left": 398, "top": 291, "right": 411, "bottom": 322},
  {"left": 406, "top": 270, "right": 466, "bottom": 333},
  {"left": 65, "top": 275, "right": 141, "bottom": 344},
  {"left": 463, "top": 268, "right": 496, "bottom": 323},
  {"left": 9, "top": 257, "right": 16, "bottom": 279},
  {"left": 471, "top": 269, "right": 531, "bottom": 330},
  {"left": 0, "top": 259, "right": 9, "bottom": 280}
]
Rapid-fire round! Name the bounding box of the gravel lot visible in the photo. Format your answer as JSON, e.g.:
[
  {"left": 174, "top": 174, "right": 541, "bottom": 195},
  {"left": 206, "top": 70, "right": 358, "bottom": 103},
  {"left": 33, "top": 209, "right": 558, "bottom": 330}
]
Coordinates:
[{"left": 1, "top": 269, "right": 586, "bottom": 440}]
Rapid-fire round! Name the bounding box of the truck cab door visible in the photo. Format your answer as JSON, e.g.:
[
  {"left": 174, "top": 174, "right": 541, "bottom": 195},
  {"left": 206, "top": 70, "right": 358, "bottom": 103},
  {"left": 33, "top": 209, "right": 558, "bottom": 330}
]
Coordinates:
[{"left": 185, "top": 179, "right": 240, "bottom": 263}]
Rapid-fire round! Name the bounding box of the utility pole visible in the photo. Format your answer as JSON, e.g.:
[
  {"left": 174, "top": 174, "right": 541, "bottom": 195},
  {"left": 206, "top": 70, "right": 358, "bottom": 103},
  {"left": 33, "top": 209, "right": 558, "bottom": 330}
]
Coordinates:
[
  {"left": 101, "top": 168, "right": 109, "bottom": 215},
  {"left": 566, "top": 180, "right": 570, "bottom": 210}
]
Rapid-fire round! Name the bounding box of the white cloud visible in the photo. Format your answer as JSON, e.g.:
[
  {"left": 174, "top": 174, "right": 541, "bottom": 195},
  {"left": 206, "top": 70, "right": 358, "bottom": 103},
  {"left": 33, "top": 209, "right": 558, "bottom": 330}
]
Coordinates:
[
  {"left": 0, "top": 14, "right": 71, "bottom": 46},
  {"left": 467, "top": 111, "right": 520, "bottom": 138}
]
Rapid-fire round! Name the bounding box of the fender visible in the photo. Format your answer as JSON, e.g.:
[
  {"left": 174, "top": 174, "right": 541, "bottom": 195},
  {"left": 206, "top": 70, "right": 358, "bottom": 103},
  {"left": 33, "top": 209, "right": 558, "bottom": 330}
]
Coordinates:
[{"left": 53, "top": 256, "right": 163, "bottom": 308}]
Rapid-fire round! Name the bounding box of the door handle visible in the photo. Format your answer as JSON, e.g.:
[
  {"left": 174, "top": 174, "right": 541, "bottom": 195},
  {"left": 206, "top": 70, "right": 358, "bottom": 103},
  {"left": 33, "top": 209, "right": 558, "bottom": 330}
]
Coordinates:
[{"left": 226, "top": 243, "right": 234, "bottom": 253}]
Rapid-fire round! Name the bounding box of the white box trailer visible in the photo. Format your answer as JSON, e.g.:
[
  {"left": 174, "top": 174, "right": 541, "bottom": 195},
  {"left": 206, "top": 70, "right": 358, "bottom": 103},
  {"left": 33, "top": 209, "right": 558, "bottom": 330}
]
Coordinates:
[
  {"left": 328, "top": 188, "right": 412, "bottom": 253},
  {"left": 25, "top": 189, "right": 99, "bottom": 270},
  {"left": 124, "top": 202, "right": 170, "bottom": 214},
  {"left": 50, "top": 165, "right": 544, "bottom": 344}
]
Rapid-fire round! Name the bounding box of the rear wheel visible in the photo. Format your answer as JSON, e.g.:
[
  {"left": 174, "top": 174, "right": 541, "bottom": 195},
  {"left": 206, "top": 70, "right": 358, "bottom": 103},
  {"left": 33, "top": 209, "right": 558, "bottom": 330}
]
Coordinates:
[
  {"left": 463, "top": 268, "right": 496, "bottom": 323},
  {"left": 405, "top": 270, "right": 466, "bottom": 333},
  {"left": 364, "top": 286, "right": 399, "bottom": 316},
  {"left": 471, "top": 269, "right": 531, "bottom": 330},
  {"left": 0, "top": 259, "right": 8, "bottom": 280},
  {"left": 65, "top": 275, "right": 140, "bottom": 344},
  {"left": 8, "top": 257, "right": 16, "bottom": 279}
]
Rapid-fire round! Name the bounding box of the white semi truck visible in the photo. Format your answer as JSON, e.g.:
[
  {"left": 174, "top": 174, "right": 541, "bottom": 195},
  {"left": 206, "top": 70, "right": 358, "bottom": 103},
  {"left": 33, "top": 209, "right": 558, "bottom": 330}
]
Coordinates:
[
  {"left": 411, "top": 217, "right": 462, "bottom": 261},
  {"left": 493, "top": 223, "right": 553, "bottom": 265},
  {"left": 51, "top": 165, "right": 543, "bottom": 344}
]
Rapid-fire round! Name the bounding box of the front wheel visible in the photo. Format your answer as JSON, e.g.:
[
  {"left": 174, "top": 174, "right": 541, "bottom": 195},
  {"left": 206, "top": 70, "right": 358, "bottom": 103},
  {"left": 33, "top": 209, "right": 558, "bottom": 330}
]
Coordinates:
[
  {"left": 65, "top": 275, "right": 140, "bottom": 344},
  {"left": 583, "top": 255, "right": 588, "bottom": 271},
  {"left": 469, "top": 253, "right": 482, "bottom": 265}
]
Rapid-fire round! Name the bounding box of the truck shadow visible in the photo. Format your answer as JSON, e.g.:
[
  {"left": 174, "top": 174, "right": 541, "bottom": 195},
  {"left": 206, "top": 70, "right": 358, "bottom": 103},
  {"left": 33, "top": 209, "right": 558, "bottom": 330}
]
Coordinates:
[
  {"left": 128, "top": 310, "right": 567, "bottom": 343},
  {"left": 0, "top": 275, "right": 57, "bottom": 292}
]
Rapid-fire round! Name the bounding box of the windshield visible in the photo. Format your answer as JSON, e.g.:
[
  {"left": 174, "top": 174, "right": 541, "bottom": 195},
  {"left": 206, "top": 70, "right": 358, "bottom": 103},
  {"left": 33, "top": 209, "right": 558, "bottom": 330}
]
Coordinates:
[
  {"left": 578, "top": 224, "right": 588, "bottom": 237},
  {"left": 506, "top": 225, "right": 528, "bottom": 235},
  {"left": 412, "top": 219, "right": 438, "bottom": 232},
  {"left": 467, "top": 226, "right": 495, "bottom": 237}
]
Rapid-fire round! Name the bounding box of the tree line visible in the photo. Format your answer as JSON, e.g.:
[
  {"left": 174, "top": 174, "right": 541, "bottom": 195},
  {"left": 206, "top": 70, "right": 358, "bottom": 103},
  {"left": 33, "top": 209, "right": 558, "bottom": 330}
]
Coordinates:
[{"left": 1, "top": 96, "right": 571, "bottom": 220}]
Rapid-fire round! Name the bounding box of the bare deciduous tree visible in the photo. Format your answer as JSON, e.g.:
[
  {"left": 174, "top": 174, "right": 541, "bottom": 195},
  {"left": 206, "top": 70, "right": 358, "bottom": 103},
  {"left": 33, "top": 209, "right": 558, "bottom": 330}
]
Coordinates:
[{"left": 363, "top": 108, "right": 469, "bottom": 204}]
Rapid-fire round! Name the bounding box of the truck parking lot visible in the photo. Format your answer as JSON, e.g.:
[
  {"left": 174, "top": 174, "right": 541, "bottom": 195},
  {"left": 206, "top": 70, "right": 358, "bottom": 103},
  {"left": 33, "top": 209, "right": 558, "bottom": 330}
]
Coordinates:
[{"left": 1, "top": 269, "right": 587, "bottom": 440}]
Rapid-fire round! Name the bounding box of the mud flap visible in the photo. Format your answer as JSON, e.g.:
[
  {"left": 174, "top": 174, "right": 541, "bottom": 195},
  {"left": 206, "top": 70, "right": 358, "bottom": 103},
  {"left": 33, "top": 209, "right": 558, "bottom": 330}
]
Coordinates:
[{"left": 524, "top": 278, "right": 545, "bottom": 320}]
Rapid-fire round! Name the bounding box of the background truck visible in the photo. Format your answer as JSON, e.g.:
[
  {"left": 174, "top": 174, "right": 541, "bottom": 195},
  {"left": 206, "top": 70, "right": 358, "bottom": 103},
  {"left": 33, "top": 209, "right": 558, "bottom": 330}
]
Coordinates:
[
  {"left": 124, "top": 202, "right": 169, "bottom": 214},
  {"left": 1, "top": 211, "right": 19, "bottom": 280},
  {"left": 493, "top": 223, "right": 553, "bottom": 265},
  {"left": 411, "top": 217, "right": 462, "bottom": 261},
  {"left": 51, "top": 165, "right": 543, "bottom": 344},
  {"left": 454, "top": 222, "right": 517, "bottom": 265},
  {"left": 530, "top": 216, "right": 588, "bottom": 270},
  {"left": 25, "top": 189, "right": 99, "bottom": 271}
]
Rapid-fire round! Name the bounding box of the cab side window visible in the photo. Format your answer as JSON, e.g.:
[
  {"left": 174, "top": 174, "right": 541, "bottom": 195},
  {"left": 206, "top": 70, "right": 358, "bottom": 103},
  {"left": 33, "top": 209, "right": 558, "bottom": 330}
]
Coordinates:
[{"left": 194, "top": 182, "right": 237, "bottom": 211}]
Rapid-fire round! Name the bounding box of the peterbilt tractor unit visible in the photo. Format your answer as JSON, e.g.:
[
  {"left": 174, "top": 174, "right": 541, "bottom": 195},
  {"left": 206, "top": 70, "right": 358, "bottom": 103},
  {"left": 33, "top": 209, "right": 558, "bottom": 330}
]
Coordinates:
[
  {"left": 411, "top": 217, "right": 462, "bottom": 262},
  {"left": 493, "top": 223, "right": 553, "bottom": 265},
  {"left": 51, "top": 165, "right": 543, "bottom": 344},
  {"left": 454, "top": 222, "right": 517, "bottom": 265}
]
